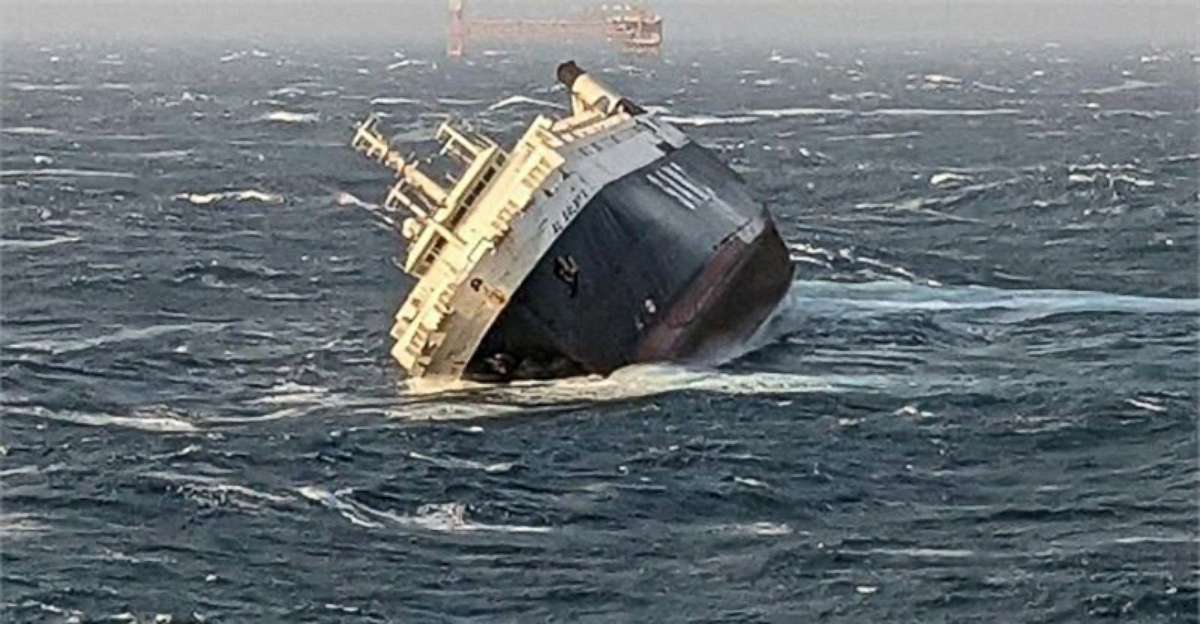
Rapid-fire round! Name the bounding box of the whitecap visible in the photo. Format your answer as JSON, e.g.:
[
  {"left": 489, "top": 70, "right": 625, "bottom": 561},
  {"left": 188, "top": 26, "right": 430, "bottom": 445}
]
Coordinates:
[
  {"left": 1067, "top": 173, "right": 1096, "bottom": 187},
  {"left": 486, "top": 95, "right": 567, "bottom": 112},
  {"left": 14, "top": 406, "right": 198, "bottom": 433},
  {"left": 268, "top": 86, "right": 306, "bottom": 97},
  {"left": 260, "top": 110, "right": 319, "bottom": 123},
  {"left": 1081, "top": 79, "right": 1163, "bottom": 95},
  {"left": 922, "top": 74, "right": 962, "bottom": 85},
  {"left": 707, "top": 522, "right": 793, "bottom": 536},
  {"left": 173, "top": 190, "right": 284, "bottom": 205},
  {"left": 6, "top": 321, "right": 230, "bottom": 355},
  {"left": 0, "top": 513, "right": 52, "bottom": 538},
  {"left": 733, "top": 476, "right": 769, "bottom": 489},
  {"left": 865, "top": 547, "right": 974, "bottom": 558},
  {"left": 437, "top": 97, "right": 484, "bottom": 106},
  {"left": 1113, "top": 535, "right": 1195, "bottom": 544},
  {"left": 408, "top": 451, "right": 515, "bottom": 474},
  {"left": 250, "top": 381, "right": 330, "bottom": 406},
  {"left": 777, "top": 279, "right": 1200, "bottom": 322},
  {"left": 660, "top": 114, "right": 759, "bottom": 127},
  {"left": 826, "top": 131, "right": 922, "bottom": 142},
  {"left": 1098, "top": 109, "right": 1171, "bottom": 120},
  {"left": 333, "top": 191, "right": 377, "bottom": 209},
  {"left": 862, "top": 108, "right": 1021, "bottom": 117},
  {"left": 370, "top": 96, "right": 420, "bottom": 106},
  {"left": 1109, "top": 174, "right": 1156, "bottom": 189},
  {"left": 145, "top": 471, "right": 292, "bottom": 509},
  {"left": 32, "top": 154, "right": 54, "bottom": 165},
  {"left": 7, "top": 82, "right": 82, "bottom": 92},
  {"left": 302, "top": 487, "right": 505, "bottom": 532},
  {"left": 397, "top": 364, "right": 870, "bottom": 419},
  {"left": 1125, "top": 398, "right": 1166, "bottom": 413},
  {"left": 0, "top": 235, "right": 80, "bottom": 250},
  {"left": 749, "top": 107, "right": 850, "bottom": 118},
  {"left": 852, "top": 91, "right": 892, "bottom": 101},
  {"left": 0, "top": 168, "right": 135, "bottom": 179},
  {"left": 972, "top": 81, "right": 1016, "bottom": 94},
  {"left": 137, "top": 149, "right": 192, "bottom": 160},
  {"left": 387, "top": 59, "right": 431, "bottom": 70},
  {"left": 768, "top": 50, "right": 800, "bottom": 64},
  {"left": 2, "top": 126, "right": 61, "bottom": 136},
  {"left": 930, "top": 172, "right": 974, "bottom": 189}
]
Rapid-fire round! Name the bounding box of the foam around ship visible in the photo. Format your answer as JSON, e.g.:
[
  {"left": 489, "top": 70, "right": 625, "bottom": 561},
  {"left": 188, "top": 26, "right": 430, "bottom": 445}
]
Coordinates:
[{"left": 351, "top": 62, "right": 793, "bottom": 381}]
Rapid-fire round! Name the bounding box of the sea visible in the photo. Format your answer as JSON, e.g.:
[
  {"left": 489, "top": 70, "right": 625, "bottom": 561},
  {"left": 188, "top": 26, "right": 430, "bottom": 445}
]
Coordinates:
[{"left": 1, "top": 32, "right": 1198, "bottom": 623}]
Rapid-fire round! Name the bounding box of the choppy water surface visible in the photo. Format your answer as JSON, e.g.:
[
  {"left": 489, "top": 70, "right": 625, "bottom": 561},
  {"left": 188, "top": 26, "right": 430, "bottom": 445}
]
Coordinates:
[{"left": 2, "top": 38, "right": 1198, "bottom": 622}]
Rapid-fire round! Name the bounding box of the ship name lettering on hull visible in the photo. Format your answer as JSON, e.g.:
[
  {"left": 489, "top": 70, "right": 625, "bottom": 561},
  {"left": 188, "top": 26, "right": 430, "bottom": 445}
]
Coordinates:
[{"left": 550, "top": 191, "right": 587, "bottom": 236}]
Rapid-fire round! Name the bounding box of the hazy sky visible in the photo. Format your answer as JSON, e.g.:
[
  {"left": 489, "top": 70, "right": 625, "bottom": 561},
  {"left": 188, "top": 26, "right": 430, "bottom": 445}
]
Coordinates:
[{"left": 2, "top": 0, "right": 1195, "bottom": 46}]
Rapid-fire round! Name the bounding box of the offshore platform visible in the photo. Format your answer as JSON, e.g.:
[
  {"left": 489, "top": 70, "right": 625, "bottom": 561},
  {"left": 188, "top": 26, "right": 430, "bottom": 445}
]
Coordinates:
[{"left": 447, "top": 0, "right": 663, "bottom": 57}]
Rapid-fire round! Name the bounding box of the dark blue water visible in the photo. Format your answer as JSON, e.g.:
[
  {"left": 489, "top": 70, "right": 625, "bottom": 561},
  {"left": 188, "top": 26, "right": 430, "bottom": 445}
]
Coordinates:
[{"left": 2, "top": 37, "right": 1198, "bottom": 622}]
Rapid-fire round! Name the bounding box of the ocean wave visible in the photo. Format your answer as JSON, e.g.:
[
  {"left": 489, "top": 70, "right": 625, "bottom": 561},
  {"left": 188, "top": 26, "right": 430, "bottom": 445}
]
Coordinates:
[
  {"left": 861, "top": 108, "right": 1021, "bottom": 117},
  {"left": 0, "top": 513, "right": 53, "bottom": 539},
  {"left": 145, "top": 471, "right": 292, "bottom": 511},
  {"left": 921, "top": 73, "right": 963, "bottom": 86},
  {"left": 749, "top": 107, "right": 851, "bottom": 118},
  {"left": 0, "top": 168, "right": 136, "bottom": 179},
  {"left": 408, "top": 451, "right": 516, "bottom": 474},
  {"left": 705, "top": 522, "right": 793, "bottom": 536},
  {"left": 860, "top": 547, "right": 976, "bottom": 559},
  {"left": 0, "top": 236, "right": 81, "bottom": 250},
  {"left": 973, "top": 81, "right": 1017, "bottom": 94},
  {"left": 370, "top": 96, "right": 421, "bottom": 106},
  {"left": 6, "top": 82, "right": 82, "bottom": 92},
  {"left": 259, "top": 110, "right": 320, "bottom": 124},
  {"left": 930, "top": 172, "right": 974, "bottom": 189},
  {"left": 333, "top": 191, "right": 378, "bottom": 210},
  {"left": 1081, "top": 79, "right": 1163, "bottom": 95},
  {"left": 487, "top": 95, "right": 567, "bottom": 112},
  {"left": 659, "top": 114, "right": 760, "bottom": 127},
  {"left": 826, "top": 131, "right": 922, "bottom": 142},
  {"left": 2, "top": 126, "right": 61, "bottom": 136},
  {"left": 9, "top": 405, "right": 198, "bottom": 433},
  {"left": 220, "top": 49, "right": 270, "bottom": 63},
  {"left": 173, "top": 190, "right": 284, "bottom": 205},
  {"left": 5, "top": 321, "right": 230, "bottom": 356},
  {"left": 135, "top": 149, "right": 193, "bottom": 160},
  {"left": 249, "top": 381, "right": 330, "bottom": 406},
  {"left": 771, "top": 279, "right": 1200, "bottom": 323},
  {"left": 268, "top": 86, "right": 307, "bottom": 97},
  {"left": 768, "top": 50, "right": 801, "bottom": 65},
  {"left": 664, "top": 107, "right": 1020, "bottom": 127},
  {"left": 387, "top": 59, "right": 431, "bottom": 70},
  {"left": 437, "top": 97, "right": 484, "bottom": 107},
  {"left": 298, "top": 487, "right": 550, "bottom": 533},
  {"left": 398, "top": 364, "right": 881, "bottom": 416}
]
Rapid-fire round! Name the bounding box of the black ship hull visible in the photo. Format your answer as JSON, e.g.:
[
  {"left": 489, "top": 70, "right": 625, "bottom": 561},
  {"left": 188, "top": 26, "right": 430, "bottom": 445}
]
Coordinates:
[{"left": 466, "top": 141, "right": 794, "bottom": 381}]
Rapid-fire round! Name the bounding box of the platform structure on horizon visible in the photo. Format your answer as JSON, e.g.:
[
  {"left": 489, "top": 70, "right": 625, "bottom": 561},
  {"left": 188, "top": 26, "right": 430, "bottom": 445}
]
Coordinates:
[
  {"left": 447, "top": 0, "right": 663, "bottom": 58},
  {"left": 351, "top": 61, "right": 792, "bottom": 381}
]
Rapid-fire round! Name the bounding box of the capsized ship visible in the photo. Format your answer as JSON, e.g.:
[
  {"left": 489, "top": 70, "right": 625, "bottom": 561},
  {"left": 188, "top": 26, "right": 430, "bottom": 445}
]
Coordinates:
[{"left": 351, "top": 61, "right": 793, "bottom": 381}]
